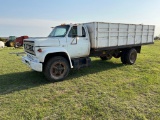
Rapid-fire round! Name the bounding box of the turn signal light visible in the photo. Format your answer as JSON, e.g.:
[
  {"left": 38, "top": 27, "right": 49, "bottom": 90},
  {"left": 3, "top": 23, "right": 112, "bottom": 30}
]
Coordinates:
[{"left": 37, "top": 48, "right": 42, "bottom": 52}]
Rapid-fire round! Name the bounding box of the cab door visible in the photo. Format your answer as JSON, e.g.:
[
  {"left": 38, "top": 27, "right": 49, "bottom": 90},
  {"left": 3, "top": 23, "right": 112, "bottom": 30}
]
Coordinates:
[{"left": 67, "top": 26, "right": 90, "bottom": 58}]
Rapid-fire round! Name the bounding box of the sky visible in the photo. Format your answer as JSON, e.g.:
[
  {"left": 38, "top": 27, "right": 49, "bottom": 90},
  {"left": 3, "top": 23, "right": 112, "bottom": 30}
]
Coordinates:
[{"left": 0, "top": 0, "right": 160, "bottom": 37}]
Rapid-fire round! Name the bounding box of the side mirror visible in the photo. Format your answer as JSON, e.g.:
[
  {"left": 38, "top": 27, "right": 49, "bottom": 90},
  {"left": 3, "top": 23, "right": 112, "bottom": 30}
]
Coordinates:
[{"left": 77, "top": 25, "right": 82, "bottom": 37}]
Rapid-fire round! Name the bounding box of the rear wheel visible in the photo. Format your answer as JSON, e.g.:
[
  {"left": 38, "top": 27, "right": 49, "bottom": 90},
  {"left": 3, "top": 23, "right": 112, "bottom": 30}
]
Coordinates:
[
  {"left": 9, "top": 41, "right": 15, "bottom": 47},
  {"left": 121, "top": 51, "right": 127, "bottom": 64},
  {"left": 44, "top": 56, "right": 70, "bottom": 82},
  {"left": 5, "top": 41, "right": 9, "bottom": 47},
  {"left": 121, "top": 48, "right": 137, "bottom": 65},
  {"left": 126, "top": 48, "right": 137, "bottom": 65}
]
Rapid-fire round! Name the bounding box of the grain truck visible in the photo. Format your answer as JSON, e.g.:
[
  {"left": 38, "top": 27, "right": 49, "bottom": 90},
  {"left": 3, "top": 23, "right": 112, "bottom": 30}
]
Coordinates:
[{"left": 22, "top": 22, "right": 155, "bottom": 82}]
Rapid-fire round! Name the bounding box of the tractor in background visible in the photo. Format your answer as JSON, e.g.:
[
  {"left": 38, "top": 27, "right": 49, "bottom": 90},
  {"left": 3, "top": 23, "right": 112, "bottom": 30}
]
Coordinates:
[
  {"left": 5, "top": 36, "right": 16, "bottom": 47},
  {"left": 5, "top": 36, "right": 29, "bottom": 47}
]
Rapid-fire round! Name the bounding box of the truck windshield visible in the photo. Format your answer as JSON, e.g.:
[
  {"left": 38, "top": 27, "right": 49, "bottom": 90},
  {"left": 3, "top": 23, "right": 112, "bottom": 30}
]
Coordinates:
[{"left": 48, "top": 25, "right": 70, "bottom": 37}]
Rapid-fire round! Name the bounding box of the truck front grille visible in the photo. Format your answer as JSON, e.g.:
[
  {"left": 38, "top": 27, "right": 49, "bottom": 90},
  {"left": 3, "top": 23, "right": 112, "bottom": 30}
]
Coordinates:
[{"left": 23, "top": 41, "right": 35, "bottom": 55}]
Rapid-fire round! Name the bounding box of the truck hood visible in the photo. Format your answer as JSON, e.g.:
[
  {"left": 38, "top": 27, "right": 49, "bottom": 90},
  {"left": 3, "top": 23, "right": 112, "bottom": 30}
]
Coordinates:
[{"left": 24, "top": 37, "right": 60, "bottom": 47}]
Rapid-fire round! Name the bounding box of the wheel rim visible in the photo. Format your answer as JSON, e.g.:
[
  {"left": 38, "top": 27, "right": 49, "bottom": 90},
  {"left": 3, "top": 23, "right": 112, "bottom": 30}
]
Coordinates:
[
  {"left": 50, "top": 62, "right": 66, "bottom": 78},
  {"left": 130, "top": 51, "right": 137, "bottom": 63}
]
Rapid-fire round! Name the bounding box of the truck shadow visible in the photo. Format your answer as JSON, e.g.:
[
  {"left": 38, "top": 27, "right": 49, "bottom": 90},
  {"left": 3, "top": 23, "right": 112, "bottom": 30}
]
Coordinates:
[
  {"left": 0, "top": 60, "right": 123, "bottom": 95},
  {"left": 67, "top": 60, "right": 123, "bottom": 80},
  {"left": 0, "top": 71, "right": 48, "bottom": 95}
]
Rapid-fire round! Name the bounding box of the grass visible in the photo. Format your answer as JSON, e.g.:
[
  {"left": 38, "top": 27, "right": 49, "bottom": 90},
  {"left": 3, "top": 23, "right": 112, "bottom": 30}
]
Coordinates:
[{"left": 0, "top": 41, "right": 160, "bottom": 120}]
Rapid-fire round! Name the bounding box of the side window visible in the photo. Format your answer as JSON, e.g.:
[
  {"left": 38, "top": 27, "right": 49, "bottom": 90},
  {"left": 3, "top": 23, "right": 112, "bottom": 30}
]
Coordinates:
[
  {"left": 68, "top": 26, "right": 77, "bottom": 37},
  {"left": 68, "top": 26, "right": 86, "bottom": 37}
]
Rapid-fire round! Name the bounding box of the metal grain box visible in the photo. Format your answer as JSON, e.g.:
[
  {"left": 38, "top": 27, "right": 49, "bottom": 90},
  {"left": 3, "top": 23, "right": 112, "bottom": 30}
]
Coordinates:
[{"left": 84, "top": 22, "right": 155, "bottom": 49}]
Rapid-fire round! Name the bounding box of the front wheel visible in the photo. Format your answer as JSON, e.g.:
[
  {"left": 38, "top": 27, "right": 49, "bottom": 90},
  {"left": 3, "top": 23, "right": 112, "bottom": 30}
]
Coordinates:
[{"left": 44, "top": 56, "right": 70, "bottom": 82}]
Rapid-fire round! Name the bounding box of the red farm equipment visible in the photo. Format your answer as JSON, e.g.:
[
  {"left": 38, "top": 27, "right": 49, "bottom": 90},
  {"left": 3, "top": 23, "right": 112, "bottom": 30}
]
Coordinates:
[{"left": 14, "top": 36, "right": 29, "bottom": 48}]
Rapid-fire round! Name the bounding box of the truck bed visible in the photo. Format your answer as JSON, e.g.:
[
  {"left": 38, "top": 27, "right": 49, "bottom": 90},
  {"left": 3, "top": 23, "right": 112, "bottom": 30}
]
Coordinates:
[{"left": 84, "top": 22, "right": 155, "bottom": 49}]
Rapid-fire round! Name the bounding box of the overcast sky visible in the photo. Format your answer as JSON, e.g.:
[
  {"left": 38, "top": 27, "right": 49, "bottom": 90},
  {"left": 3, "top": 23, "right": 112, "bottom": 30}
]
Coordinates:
[{"left": 0, "top": 0, "right": 160, "bottom": 37}]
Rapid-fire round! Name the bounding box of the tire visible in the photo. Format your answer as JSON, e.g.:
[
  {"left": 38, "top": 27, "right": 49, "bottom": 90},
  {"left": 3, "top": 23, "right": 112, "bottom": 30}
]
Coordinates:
[
  {"left": 121, "top": 51, "right": 127, "bottom": 64},
  {"left": 126, "top": 48, "right": 137, "bottom": 65},
  {"left": 44, "top": 56, "right": 70, "bottom": 82},
  {"left": 100, "top": 56, "right": 112, "bottom": 60},
  {"left": 5, "top": 41, "right": 9, "bottom": 47},
  {"left": 7, "top": 41, "right": 14, "bottom": 47}
]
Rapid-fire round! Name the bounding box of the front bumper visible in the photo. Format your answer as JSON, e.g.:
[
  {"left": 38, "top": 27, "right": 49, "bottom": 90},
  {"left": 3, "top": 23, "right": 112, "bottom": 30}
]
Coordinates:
[{"left": 22, "top": 56, "right": 42, "bottom": 72}]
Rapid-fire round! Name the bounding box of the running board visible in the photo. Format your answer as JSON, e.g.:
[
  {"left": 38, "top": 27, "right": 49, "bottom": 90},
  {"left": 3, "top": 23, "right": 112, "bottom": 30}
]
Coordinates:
[{"left": 71, "top": 57, "right": 91, "bottom": 69}]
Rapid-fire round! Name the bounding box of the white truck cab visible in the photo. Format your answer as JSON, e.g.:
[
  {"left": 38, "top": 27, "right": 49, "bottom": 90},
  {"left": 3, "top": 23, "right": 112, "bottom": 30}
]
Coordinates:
[{"left": 22, "top": 22, "right": 155, "bottom": 82}]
